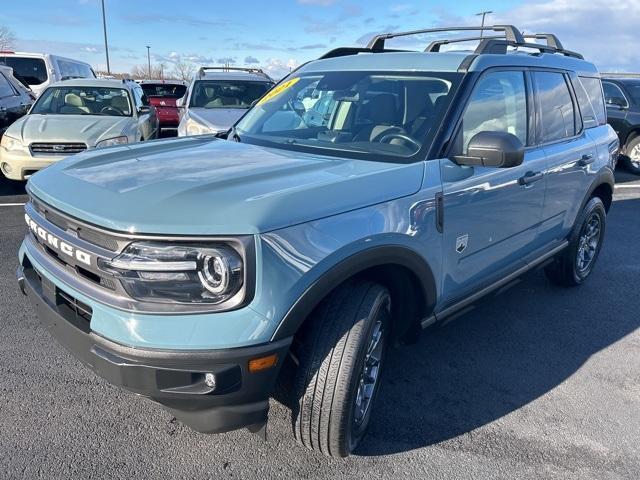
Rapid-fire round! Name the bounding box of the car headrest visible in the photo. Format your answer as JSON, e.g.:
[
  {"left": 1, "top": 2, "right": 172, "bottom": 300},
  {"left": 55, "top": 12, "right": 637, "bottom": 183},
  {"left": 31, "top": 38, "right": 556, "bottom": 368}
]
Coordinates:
[
  {"left": 367, "top": 93, "right": 398, "bottom": 125},
  {"left": 111, "top": 96, "right": 130, "bottom": 113},
  {"left": 64, "top": 93, "right": 83, "bottom": 108}
]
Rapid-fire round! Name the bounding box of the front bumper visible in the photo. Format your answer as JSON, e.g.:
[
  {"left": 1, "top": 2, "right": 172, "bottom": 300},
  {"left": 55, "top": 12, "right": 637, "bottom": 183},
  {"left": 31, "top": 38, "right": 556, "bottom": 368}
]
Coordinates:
[
  {"left": 17, "top": 261, "right": 292, "bottom": 434},
  {"left": 0, "top": 148, "right": 63, "bottom": 180}
]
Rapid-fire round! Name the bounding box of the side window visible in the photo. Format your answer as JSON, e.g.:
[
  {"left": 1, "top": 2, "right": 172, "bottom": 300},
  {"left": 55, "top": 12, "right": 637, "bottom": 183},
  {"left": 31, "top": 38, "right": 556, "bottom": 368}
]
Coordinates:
[
  {"left": 534, "top": 71, "right": 576, "bottom": 143},
  {"left": 133, "top": 87, "right": 149, "bottom": 107},
  {"left": 0, "top": 73, "right": 16, "bottom": 98},
  {"left": 602, "top": 82, "right": 628, "bottom": 108},
  {"left": 578, "top": 77, "right": 606, "bottom": 126},
  {"left": 458, "top": 70, "right": 527, "bottom": 153}
]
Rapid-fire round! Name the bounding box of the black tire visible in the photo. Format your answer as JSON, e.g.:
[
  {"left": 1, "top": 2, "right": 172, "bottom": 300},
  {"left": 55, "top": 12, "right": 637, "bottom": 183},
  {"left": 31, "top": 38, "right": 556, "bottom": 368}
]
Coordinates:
[
  {"left": 544, "top": 196, "right": 606, "bottom": 286},
  {"left": 292, "top": 280, "right": 391, "bottom": 457},
  {"left": 622, "top": 136, "right": 640, "bottom": 175}
]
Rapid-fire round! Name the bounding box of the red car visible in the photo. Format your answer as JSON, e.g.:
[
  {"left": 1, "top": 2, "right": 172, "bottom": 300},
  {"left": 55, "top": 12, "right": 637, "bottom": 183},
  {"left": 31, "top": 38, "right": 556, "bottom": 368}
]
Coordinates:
[{"left": 139, "top": 80, "right": 187, "bottom": 130}]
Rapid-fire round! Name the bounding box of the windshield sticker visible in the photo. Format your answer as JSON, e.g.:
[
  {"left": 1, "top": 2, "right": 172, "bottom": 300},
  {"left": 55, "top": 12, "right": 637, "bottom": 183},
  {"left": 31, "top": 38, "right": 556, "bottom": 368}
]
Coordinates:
[{"left": 257, "top": 77, "right": 300, "bottom": 105}]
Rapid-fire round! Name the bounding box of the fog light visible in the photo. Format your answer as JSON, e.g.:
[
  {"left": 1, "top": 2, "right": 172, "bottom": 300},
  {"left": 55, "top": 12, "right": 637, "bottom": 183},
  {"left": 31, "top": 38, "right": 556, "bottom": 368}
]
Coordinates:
[
  {"left": 1, "top": 162, "right": 12, "bottom": 175},
  {"left": 204, "top": 373, "right": 216, "bottom": 388}
]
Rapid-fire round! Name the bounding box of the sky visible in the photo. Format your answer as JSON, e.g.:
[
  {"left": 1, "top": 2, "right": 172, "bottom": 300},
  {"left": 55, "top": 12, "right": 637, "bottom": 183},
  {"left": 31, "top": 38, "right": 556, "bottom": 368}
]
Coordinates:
[{"left": 1, "top": 0, "right": 639, "bottom": 79}]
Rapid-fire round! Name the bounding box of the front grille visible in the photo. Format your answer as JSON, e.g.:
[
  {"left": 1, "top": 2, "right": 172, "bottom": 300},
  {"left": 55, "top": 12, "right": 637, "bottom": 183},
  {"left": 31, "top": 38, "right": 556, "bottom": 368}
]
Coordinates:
[{"left": 30, "top": 142, "right": 87, "bottom": 155}]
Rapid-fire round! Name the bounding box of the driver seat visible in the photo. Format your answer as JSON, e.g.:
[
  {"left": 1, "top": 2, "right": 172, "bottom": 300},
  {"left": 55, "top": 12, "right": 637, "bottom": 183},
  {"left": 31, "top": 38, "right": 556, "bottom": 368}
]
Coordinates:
[
  {"left": 110, "top": 96, "right": 130, "bottom": 115},
  {"left": 354, "top": 93, "right": 404, "bottom": 142}
]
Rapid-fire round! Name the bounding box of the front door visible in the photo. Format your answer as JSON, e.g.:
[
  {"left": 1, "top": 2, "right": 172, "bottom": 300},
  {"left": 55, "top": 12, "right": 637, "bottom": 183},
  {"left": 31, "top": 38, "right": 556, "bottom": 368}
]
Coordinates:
[{"left": 439, "top": 69, "right": 547, "bottom": 307}]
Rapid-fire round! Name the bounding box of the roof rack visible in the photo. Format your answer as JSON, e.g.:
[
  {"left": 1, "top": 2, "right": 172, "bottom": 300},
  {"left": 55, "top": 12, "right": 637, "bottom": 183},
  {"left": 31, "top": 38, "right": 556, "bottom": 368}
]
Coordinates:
[
  {"left": 318, "top": 25, "right": 583, "bottom": 60},
  {"left": 197, "top": 66, "right": 272, "bottom": 80}
]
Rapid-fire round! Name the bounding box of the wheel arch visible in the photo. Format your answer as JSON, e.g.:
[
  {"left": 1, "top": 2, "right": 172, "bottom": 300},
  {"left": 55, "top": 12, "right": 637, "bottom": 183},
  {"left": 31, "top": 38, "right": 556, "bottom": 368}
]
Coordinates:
[
  {"left": 271, "top": 245, "right": 437, "bottom": 344},
  {"left": 586, "top": 167, "right": 615, "bottom": 213}
]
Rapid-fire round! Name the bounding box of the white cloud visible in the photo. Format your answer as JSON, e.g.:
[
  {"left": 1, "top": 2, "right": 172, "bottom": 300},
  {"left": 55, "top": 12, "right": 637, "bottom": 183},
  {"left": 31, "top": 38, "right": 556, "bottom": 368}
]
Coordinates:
[{"left": 263, "top": 58, "right": 300, "bottom": 79}]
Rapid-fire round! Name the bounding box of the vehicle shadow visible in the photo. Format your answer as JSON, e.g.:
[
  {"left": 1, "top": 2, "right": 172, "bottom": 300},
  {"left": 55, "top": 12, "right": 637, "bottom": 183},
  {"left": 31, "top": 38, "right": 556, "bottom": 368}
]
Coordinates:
[
  {"left": 0, "top": 175, "right": 27, "bottom": 198},
  {"left": 353, "top": 197, "right": 640, "bottom": 456},
  {"left": 615, "top": 167, "right": 639, "bottom": 184}
]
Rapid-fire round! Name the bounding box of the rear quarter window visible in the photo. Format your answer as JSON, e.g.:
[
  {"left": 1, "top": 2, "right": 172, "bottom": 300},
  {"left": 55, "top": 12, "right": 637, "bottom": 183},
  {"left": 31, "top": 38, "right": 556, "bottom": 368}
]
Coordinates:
[
  {"left": 575, "top": 77, "right": 606, "bottom": 127},
  {"left": 534, "top": 71, "right": 577, "bottom": 143},
  {"left": 0, "top": 73, "right": 16, "bottom": 98}
]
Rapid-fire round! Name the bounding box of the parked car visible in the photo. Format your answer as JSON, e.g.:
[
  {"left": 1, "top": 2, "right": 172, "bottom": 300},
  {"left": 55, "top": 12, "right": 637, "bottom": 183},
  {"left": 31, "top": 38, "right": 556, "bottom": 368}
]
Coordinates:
[
  {"left": 17, "top": 26, "right": 617, "bottom": 457},
  {"left": 0, "top": 78, "right": 158, "bottom": 180},
  {"left": 602, "top": 77, "right": 640, "bottom": 175},
  {"left": 0, "top": 52, "right": 96, "bottom": 97},
  {"left": 177, "top": 67, "right": 273, "bottom": 136},
  {"left": 0, "top": 65, "right": 34, "bottom": 138},
  {"left": 138, "top": 80, "right": 187, "bottom": 131}
]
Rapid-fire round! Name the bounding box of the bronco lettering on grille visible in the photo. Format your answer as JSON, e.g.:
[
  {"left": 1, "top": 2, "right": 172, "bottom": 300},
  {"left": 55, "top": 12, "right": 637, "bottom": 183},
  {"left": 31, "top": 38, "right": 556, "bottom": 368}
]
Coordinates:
[{"left": 25, "top": 213, "right": 92, "bottom": 266}]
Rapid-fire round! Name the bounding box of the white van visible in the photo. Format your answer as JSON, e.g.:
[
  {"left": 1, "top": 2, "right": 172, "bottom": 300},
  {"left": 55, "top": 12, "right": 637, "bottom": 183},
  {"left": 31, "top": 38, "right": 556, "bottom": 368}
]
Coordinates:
[{"left": 0, "top": 52, "right": 96, "bottom": 96}]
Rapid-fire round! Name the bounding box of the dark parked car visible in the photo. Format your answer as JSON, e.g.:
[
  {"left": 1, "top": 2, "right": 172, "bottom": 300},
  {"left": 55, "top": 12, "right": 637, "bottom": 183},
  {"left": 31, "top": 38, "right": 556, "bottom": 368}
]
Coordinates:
[
  {"left": 602, "top": 77, "right": 640, "bottom": 175},
  {"left": 0, "top": 65, "right": 34, "bottom": 137}
]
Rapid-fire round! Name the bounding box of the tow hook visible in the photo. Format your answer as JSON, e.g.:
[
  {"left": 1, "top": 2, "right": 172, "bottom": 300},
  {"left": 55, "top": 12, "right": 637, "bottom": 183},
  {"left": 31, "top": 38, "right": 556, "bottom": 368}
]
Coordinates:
[{"left": 16, "top": 267, "right": 26, "bottom": 296}]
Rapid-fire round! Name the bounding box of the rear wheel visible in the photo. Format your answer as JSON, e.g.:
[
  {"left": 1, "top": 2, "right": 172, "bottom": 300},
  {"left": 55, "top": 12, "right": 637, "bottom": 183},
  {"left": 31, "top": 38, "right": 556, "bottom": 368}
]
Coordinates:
[
  {"left": 623, "top": 136, "right": 640, "bottom": 175},
  {"left": 545, "top": 196, "right": 606, "bottom": 286},
  {"left": 292, "top": 280, "right": 391, "bottom": 457}
]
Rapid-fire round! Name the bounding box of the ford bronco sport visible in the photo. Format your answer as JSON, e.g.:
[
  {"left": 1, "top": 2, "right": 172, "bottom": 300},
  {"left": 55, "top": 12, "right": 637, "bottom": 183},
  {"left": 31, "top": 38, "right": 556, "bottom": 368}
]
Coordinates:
[{"left": 17, "top": 26, "right": 618, "bottom": 458}]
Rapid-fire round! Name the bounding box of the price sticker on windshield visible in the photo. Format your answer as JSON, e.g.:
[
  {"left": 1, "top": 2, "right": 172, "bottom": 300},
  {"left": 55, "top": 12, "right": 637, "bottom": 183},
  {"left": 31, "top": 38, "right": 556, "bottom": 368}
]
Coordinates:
[{"left": 257, "top": 77, "right": 300, "bottom": 106}]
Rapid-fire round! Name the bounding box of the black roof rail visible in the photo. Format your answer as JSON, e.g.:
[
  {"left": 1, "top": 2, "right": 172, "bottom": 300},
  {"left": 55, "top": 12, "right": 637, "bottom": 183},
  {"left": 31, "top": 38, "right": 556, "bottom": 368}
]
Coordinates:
[
  {"left": 523, "top": 33, "right": 563, "bottom": 50},
  {"left": 366, "top": 25, "right": 525, "bottom": 51},
  {"left": 318, "top": 47, "right": 409, "bottom": 59},
  {"left": 197, "top": 66, "right": 272, "bottom": 80},
  {"left": 425, "top": 35, "right": 502, "bottom": 52},
  {"left": 475, "top": 38, "right": 583, "bottom": 59}
]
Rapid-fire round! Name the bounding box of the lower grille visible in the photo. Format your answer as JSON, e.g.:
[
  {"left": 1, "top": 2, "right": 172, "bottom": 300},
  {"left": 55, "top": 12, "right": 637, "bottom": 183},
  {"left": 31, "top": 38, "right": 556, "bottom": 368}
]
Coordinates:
[{"left": 30, "top": 142, "right": 87, "bottom": 155}]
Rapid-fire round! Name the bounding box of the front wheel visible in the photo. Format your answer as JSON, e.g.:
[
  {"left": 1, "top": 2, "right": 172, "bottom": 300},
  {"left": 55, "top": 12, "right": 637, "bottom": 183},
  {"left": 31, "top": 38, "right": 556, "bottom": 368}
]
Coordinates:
[
  {"left": 545, "top": 196, "right": 606, "bottom": 286},
  {"left": 623, "top": 136, "right": 640, "bottom": 175},
  {"left": 292, "top": 281, "right": 391, "bottom": 457}
]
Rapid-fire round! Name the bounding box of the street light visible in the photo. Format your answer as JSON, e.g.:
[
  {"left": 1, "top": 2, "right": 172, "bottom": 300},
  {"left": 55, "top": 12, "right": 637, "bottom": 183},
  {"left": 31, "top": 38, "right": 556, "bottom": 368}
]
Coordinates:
[
  {"left": 146, "top": 46, "right": 151, "bottom": 79},
  {"left": 101, "top": 0, "right": 110, "bottom": 74},
  {"left": 476, "top": 10, "right": 493, "bottom": 38}
]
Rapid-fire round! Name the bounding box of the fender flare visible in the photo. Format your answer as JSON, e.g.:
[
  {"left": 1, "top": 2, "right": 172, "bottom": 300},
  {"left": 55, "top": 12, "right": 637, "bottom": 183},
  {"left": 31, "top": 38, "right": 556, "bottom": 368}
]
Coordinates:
[
  {"left": 581, "top": 166, "right": 615, "bottom": 213},
  {"left": 270, "top": 244, "right": 437, "bottom": 341}
]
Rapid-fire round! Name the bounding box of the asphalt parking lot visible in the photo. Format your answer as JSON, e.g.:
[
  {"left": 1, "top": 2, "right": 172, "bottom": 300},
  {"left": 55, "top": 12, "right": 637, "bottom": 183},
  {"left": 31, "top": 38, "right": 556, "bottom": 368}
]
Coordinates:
[{"left": 0, "top": 170, "right": 638, "bottom": 480}]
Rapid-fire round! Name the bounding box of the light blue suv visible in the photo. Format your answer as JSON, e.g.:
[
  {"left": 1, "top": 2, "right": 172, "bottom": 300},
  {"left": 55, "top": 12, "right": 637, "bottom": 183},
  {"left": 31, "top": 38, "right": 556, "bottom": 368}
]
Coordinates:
[{"left": 16, "top": 26, "right": 618, "bottom": 457}]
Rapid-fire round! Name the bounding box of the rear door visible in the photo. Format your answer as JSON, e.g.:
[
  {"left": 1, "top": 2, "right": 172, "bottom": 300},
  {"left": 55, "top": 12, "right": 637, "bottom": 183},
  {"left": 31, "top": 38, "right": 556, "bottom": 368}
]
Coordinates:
[
  {"left": 439, "top": 68, "right": 547, "bottom": 306},
  {"left": 533, "top": 70, "right": 597, "bottom": 245},
  {"left": 602, "top": 80, "right": 631, "bottom": 144}
]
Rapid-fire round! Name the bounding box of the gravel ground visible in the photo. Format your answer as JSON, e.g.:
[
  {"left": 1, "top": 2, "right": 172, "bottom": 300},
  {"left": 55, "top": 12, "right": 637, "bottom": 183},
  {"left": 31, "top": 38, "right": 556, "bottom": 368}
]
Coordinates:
[{"left": 0, "top": 171, "right": 638, "bottom": 479}]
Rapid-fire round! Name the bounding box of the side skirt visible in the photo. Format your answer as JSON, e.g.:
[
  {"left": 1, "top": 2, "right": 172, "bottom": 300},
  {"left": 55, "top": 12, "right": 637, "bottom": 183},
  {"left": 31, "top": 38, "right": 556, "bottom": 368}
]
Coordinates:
[{"left": 421, "top": 241, "right": 568, "bottom": 328}]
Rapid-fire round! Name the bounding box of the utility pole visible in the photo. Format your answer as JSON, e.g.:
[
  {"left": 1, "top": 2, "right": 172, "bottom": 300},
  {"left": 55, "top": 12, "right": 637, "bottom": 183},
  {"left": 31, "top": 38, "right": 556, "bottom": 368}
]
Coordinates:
[
  {"left": 101, "top": 0, "right": 110, "bottom": 74},
  {"left": 476, "top": 10, "right": 493, "bottom": 38},
  {"left": 146, "top": 46, "right": 151, "bottom": 79}
]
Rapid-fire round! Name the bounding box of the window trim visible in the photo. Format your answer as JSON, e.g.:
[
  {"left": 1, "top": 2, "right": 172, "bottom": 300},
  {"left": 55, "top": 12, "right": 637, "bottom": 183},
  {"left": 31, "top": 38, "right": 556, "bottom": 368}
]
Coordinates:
[
  {"left": 531, "top": 68, "right": 584, "bottom": 148},
  {"left": 445, "top": 66, "right": 532, "bottom": 160},
  {"left": 602, "top": 81, "right": 630, "bottom": 109},
  {"left": 574, "top": 75, "right": 607, "bottom": 127}
]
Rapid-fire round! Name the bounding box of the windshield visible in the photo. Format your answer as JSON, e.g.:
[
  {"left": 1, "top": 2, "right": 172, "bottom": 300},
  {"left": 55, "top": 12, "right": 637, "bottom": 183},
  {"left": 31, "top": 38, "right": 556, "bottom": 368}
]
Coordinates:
[
  {"left": 141, "top": 83, "right": 187, "bottom": 99},
  {"left": 235, "top": 71, "right": 462, "bottom": 162},
  {"left": 0, "top": 56, "right": 47, "bottom": 86},
  {"left": 189, "top": 80, "right": 272, "bottom": 109},
  {"left": 31, "top": 86, "right": 132, "bottom": 116}
]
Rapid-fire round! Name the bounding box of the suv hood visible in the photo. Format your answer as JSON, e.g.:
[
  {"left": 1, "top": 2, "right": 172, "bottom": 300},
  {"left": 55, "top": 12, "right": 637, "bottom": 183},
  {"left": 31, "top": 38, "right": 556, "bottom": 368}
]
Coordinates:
[
  {"left": 27, "top": 137, "right": 424, "bottom": 235},
  {"left": 9, "top": 114, "right": 130, "bottom": 147},
  {"left": 189, "top": 108, "right": 247, "bottom": 132}
]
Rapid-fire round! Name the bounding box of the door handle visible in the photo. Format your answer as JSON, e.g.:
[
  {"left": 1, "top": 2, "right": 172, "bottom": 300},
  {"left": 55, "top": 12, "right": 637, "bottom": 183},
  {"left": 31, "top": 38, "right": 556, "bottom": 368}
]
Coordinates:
[
  {"left": 518, "top": 171, "right": 544, "bottom": 186},
  {"left": 578, "top": 154, "right": 595, "bottom": 167}
]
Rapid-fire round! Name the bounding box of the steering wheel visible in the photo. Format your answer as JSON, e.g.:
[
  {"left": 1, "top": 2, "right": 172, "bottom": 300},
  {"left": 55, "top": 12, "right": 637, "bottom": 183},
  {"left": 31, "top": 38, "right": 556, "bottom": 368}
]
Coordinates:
[
  {"left": 379, "top": 132, "right": 421, "bottom": 150},
  {"left": 100, "top": 106, "right": 124, "bottom": 115}
]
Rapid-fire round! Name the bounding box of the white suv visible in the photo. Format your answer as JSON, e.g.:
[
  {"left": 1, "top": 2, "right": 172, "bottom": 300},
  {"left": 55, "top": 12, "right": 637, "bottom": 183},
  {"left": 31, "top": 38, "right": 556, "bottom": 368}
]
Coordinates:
[{"left": 177, "top": 67, "right": 273, "bottom": 136}]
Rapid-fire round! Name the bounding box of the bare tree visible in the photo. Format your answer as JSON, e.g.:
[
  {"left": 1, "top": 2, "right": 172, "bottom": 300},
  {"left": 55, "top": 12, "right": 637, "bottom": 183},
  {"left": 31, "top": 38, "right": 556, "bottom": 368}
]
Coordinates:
[
  {"left": 0, "top": 25, "right": 16, "bottom": 51},
  {"left": 130, "top": 64, "right": 165, "bottom": 80},
  {"left": 172, "top": 59, "right": 196, "bottom": 82}
]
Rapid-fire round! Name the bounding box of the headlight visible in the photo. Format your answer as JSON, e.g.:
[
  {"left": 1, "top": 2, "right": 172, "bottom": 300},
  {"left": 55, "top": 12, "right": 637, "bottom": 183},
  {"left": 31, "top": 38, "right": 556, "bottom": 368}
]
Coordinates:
[
  {"left": 185, "top": 117, "right": 213, "bottom": 136},
  {"left": 1, "top": 135, "right": 25, "bottom": 152},
  {"left": 98, "top": 242, "right": 245, "bottom": 306},
  {"left": 96, "top": 136, "right": 129, "bottom": 149}
]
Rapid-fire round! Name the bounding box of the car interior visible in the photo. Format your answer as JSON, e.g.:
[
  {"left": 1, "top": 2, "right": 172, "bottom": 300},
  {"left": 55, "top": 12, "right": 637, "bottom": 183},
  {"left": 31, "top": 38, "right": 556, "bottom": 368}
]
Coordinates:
[
  {"left": 32, "top": 87, "right": 133, "bottom": 116},
  {"left": 190, "top": 80, "right": 272, "bottom": 109}
]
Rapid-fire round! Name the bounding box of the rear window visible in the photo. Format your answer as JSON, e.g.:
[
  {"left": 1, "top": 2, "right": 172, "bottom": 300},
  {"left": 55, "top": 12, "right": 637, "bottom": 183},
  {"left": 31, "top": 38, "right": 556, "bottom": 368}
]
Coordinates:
[
  {"left": 0, "top": 72, "right": 16, "bottom": 98},
  {"left": 57, "top": 59, "right": 95, "bottom": 81},
  {"left": 621, "top": 81, "right": 640, "bottom": 105},
  {"left": 572, "top": 76, "right": 606, "bottom": 128},
  {"left": 141, "top": 83, "right": 187, "bottom": 99},
  {"left": 0, "top": 56, "right": 47, "bottom": 86}
]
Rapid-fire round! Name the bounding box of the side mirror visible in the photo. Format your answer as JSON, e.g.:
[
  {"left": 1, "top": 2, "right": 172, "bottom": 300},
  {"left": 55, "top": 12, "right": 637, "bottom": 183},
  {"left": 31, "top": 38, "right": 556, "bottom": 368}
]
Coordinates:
[
  {"left": 175, "top": 96, "right": 185, "bottom": 108},
  {"left": 453, "top": 131, "right": 524, "bottom": 168},
  {"left": 138, "top": 105, "right": 151, "bottom": 115},
  {"left": 608, "top": 97, "right": 628, "bottom": 109}
]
